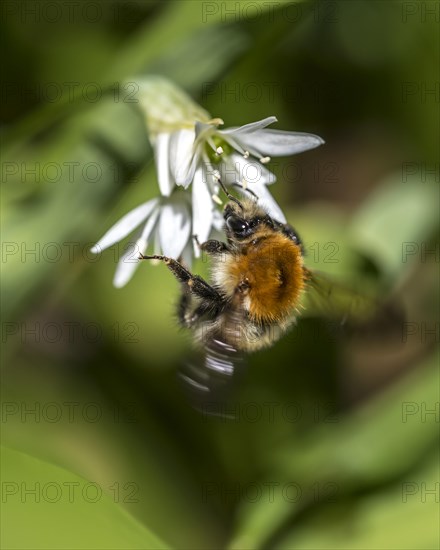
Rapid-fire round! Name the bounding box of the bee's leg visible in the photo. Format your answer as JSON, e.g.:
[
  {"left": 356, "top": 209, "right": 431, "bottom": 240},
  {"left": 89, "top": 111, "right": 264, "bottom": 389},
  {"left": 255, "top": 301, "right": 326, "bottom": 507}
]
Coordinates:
[
  {"left": 177, "top": 284, "right": 211, "bottom": 328},
  {"left": 178, "top": 292, "right": 215, "bottom": 328},
  {"left": 192, "top": 235, "right": 230, "bottom": 256},
  {"left": 139, "top": 254, "right": 224, "bottom": 305},
  {"left": 199, "top": 240, "right": 231, "bottom": 256},
  {"left": 177, "top": 290, "right": 191, "bottom": 327}
]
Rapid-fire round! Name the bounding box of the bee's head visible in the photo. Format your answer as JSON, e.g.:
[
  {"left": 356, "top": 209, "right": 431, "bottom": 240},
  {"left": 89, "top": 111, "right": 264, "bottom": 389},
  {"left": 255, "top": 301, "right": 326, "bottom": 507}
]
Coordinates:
[{"left": 223, "top": 200, "right": 258, "bottom": 240}]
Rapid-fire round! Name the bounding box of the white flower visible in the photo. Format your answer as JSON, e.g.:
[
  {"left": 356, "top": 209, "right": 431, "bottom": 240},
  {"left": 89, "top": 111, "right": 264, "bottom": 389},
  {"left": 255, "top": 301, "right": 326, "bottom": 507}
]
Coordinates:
[
  {"left": 91, "top": 194, "right": 192, "bottom": 288},
  {"left": 152, "top": 115, "right": 323, "bottom": 254},
  {"left": 92, "top": 78, "right": 324, "bottom": 287}
]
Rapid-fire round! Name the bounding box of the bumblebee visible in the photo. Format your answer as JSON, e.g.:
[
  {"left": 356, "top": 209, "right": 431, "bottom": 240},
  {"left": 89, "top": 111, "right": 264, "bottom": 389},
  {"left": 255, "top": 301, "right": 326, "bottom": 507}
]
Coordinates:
[
  {"left": 139, "top": 183, "right": 390, "bottom": 404},
  {"left": 142, "top": 191, "right": 310, "bottom": 339},
  {"left": 139, "top": 183, "right": 314, "bottom": 396}
]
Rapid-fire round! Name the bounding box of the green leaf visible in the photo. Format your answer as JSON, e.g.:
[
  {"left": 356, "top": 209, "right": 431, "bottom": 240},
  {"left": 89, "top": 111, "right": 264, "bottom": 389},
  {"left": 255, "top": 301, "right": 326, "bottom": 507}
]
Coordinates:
[
  {"left": 228, "top": 353, "right": 439, "bottom": 549},
  {"left": 274, "top": 452, "right": 439, "bottom": 549},
  {"left": 1, "top": 446, "right": 171, "bottom": 550},
  {"left": 350, "top": 174, "right": 439, "bottom": 281},
  {"left": 1, "top": 354, "right": 224, "bottom": 549}
]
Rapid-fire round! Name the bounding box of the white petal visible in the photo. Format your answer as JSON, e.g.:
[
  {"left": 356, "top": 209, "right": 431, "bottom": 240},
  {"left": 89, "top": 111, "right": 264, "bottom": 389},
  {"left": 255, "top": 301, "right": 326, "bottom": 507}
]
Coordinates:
[
  {"left": 169, "top": 128, "right": 197, "bottom": 186},
  {"left": 212, "top": 209, "right": 225, "bottom": 231},
  {"left": 219, "top": 134, "right": 247, "bottom": 156},
  {"left": 220, "top": 116, "right": 278, "bottom": 136},
  {"left": 91, "top": 199, "right": 159, "bottom": 253},
  {"left": 154, "top": 133, "right": 174, "bottom": 196},
  {"left": 223, "top": 154, "right": 276, "bottom": 188},
  {"left": 140, "top": 206, "right": 160, "bottom": 242},
  {"left": 112, "top": 235, "right": 146, "bottom": 288},
  {"left": 159, "top": 201, "right": 191, "bottom": 259},
  {"left": 181, "top": 148, "right": 200, "bottom": 188},
  {"left": 112, "top": 208, "right": 160, "bottom": 288},
  {"left": 195, "top": 120, "right": 213, "bottom": 139},
  {"left": 238, "top": 130, "right": 324, "bottom": 156},
  {"left": 192, "top": 166, "right": 214, "bottom": 256},
  {"left": 260, "top": 165, "right": 276, "bottom": 185},
  {"left": 238, "top": 181, "right": 287, "bottom": 224},
  {"left": 154, "top": 224, "right": 162, "bottom": 255},
  {"left": 180, "top": 240, "right": 193, "bottom": 269}
]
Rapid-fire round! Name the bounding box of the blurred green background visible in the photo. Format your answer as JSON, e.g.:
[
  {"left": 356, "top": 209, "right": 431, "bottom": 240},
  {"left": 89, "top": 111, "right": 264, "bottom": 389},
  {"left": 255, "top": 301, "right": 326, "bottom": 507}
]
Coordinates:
[{"left": 1, "top": 1, "right": 439, "bottom": 549}]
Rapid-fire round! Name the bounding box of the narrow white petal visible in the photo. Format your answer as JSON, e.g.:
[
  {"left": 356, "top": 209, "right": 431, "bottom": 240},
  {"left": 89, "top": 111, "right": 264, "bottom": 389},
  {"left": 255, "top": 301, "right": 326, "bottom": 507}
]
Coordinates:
[
  {"left": 140, "top": 206, "right": 160, "bottom": 242},
  {"left": 238, "top": 181, "right": 287, "bottom": 223},
  {"left": 180, "top": 148, "right": 200, "bottom": 188},
  {"left": 220, "top": 116, "right": 277, "bottom": 136},
  {"left": 154, "top": 224, "right": 161, "bottom": 255},
  {"left": 195, "top": 121, "right": 213, "bottom": 139},
  {"left": 91, "top": 199, "right": 159, "bottom": 253},
  {"left": 180, "top": 240, "right": 194, "bottom": 269},
  {"left": 169, "top": 128, "right": 197, "bottom": 186},
  {"left": 223, "top": 154, "right": 276, "bottom": 188},
  {"left": 159, "top": 201, "right": 191, "bottom": 259},
  {"left": 219, "top": 158, "right": 240, "bottom": 188},
  {"left": 212, "top": 209, "right": 225, "bottom": 231},
  {"left": 113, "top": 243, "right": 145, "bottom": 288},
  {"left": 238, "top": 130, "right": 324, "bottom": 156},
  {"left": 220, "top": 134, "right": 247, "bottom": 156},
  {"left": 192, "top": 167, "right": 214, "bottom": 256},
  {"left": 112, "top": 235, "right": 146, "bottom": 288},
  {"left": 112, "top": 208, "right": 160, "bottom": 288},
  {"left": 212, "top": 194, "right": 223, "bottom": 205},
  {"left": 154, "top": 133, "right": 174, "bottom": 196}
]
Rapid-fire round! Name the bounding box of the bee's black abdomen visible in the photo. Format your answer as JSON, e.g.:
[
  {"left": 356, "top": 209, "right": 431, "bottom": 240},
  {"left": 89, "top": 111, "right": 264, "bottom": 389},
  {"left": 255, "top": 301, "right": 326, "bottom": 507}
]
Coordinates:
[{"left": 179, "top": 334, "right": 246, "bottom": 418}]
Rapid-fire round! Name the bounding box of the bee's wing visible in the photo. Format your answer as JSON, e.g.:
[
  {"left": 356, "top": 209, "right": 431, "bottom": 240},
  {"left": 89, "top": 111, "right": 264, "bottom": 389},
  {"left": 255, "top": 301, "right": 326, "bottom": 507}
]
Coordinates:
[
  {"left": 301, "top": 268, "right": 402, "bottom": 327},
  {"left": 179, "top": 338, "right": 247, "bottom": 418}
]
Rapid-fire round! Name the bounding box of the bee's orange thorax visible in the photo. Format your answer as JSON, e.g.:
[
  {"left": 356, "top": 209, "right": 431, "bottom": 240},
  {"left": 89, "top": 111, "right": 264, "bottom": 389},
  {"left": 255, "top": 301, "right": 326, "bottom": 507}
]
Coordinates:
[{"left": 226, "top": 233, "right": 305, "bottom": 323}]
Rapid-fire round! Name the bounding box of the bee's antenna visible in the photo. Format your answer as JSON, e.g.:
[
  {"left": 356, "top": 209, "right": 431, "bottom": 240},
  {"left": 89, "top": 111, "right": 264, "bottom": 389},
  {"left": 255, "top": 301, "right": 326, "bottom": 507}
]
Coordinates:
[
  {"left": 213, "top": 172, "right": 243, "bottom": 210},
  {"left": 231, "top": 182, "right": 259, "bottom": 200}
]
